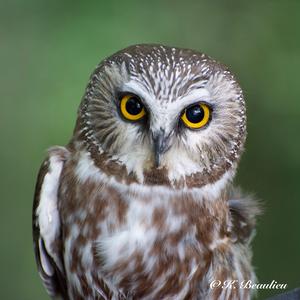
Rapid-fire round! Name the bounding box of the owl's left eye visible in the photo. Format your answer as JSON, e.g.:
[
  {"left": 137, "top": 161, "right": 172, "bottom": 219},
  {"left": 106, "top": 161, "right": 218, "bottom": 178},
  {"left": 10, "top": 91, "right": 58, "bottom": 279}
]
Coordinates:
[
  {"left": 181, "top": 103, "right": 211, "bottom": 129},
  {"left": 120, "top": 94, "right": 146, "bottom": 121}
]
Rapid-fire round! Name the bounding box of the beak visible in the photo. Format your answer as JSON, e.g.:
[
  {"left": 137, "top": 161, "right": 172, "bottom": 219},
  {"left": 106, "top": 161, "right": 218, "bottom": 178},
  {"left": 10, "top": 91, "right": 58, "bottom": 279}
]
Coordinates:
[{"left": 152, "top": 130, "right": 170, "bottom": 167}]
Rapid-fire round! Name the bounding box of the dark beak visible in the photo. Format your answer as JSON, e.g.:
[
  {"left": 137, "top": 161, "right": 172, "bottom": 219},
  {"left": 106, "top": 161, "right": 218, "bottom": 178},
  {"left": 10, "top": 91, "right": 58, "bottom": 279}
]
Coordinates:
[{"left": 152, "top": 130, "right": 170, "bottom": 167}]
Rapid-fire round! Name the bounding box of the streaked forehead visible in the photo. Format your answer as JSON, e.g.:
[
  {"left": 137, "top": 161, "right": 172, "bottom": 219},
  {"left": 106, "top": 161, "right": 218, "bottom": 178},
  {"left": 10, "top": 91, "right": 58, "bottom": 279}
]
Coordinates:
[{"left": 105, "top": 44, "right": 233, "bottom": 103}]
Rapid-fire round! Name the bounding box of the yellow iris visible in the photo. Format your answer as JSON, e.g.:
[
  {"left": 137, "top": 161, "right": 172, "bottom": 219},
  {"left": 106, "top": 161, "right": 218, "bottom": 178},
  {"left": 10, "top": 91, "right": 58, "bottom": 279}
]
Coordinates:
[
  {"left": 120, "top": 95, "right": 146, "bottom": 121},
  {"left": 181, "top": 103, "right": 210, "bottom": 129}
]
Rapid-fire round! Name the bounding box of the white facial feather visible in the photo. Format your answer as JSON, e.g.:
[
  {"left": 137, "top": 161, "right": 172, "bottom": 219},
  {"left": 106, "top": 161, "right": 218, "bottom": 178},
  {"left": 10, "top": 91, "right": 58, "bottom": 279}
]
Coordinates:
[{"left": 122, "top": 79, "right": 211, "bottom": 138}]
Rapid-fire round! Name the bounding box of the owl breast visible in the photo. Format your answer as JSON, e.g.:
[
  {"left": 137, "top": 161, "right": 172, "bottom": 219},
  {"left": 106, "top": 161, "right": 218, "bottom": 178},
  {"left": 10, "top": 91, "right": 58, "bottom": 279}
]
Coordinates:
[{"left": 58, "top": 152, "right": 253, "bottom": 299}]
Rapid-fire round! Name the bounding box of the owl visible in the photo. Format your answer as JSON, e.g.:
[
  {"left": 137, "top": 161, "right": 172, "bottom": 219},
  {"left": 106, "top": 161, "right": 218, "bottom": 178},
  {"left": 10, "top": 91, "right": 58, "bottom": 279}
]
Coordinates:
[{"left": 33, "top": 44, "right": 260, "bottom": 300}]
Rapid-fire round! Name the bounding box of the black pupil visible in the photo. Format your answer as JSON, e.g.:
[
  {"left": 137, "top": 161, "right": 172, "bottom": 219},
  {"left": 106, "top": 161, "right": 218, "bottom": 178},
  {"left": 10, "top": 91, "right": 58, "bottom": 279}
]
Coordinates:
[
  {"left": 126, "top": 97, "right": 143, "bottom": 115},
  {"left": 186, "top": 105, "right": 205, "bottom": 123}
]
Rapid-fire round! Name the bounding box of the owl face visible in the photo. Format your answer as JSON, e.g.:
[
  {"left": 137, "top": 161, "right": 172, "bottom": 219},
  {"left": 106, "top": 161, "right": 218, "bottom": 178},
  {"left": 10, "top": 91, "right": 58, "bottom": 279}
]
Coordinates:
[{"left": 76, "top": 45, "right": 246, "bottom": 188}]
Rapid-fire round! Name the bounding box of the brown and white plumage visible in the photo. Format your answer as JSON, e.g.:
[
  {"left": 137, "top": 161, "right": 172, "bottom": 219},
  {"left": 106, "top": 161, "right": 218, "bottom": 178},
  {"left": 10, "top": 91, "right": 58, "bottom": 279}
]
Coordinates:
[{"left": 33, "top": 44, "right": 260, "bottom": 299}]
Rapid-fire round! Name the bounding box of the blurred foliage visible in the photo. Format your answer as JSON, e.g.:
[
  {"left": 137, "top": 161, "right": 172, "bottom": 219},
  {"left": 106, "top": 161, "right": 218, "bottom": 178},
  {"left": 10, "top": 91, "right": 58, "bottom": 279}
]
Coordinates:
[{"left": 0, "top": 0, "right": 299, "bottom": 299}]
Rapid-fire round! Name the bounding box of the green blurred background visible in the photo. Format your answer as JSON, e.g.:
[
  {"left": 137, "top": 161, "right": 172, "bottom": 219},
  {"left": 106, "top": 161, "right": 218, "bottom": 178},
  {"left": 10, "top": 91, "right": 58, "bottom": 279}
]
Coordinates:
[{"left": 1, "top": 0, "right": 299, "bottom": 299}]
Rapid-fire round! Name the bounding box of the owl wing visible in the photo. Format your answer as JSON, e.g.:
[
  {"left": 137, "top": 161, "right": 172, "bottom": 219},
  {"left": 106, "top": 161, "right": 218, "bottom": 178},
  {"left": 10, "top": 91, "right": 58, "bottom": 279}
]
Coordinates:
[
  {"left": 228, "top": 188, "right": 261, "bottom": 244},
  {"left": 32, "top": 147, "right": 69, "bottom": 299}
]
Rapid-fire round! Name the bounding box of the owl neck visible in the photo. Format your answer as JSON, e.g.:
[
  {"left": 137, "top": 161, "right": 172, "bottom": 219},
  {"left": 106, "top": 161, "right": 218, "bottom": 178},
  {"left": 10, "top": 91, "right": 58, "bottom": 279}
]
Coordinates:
[
  {"left": 69, "top": 136, "right": 237, "bottom": 193},
  {"left": 72, "top": 146, "right": 236, "bottom": 200}
]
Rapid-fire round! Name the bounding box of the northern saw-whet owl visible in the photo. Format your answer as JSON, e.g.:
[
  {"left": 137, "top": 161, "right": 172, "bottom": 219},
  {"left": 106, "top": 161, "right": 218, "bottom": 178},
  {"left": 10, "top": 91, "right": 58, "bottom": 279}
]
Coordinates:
[{"left": 33, "top": 44, "right": 260, "bottom": 300}]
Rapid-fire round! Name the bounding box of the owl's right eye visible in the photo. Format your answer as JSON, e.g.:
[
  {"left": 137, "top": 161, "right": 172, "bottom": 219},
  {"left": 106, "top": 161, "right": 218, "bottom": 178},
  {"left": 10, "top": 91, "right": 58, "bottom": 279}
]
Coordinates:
[{"left": 120, "top": 94, "right": 146, "bottom": 121}]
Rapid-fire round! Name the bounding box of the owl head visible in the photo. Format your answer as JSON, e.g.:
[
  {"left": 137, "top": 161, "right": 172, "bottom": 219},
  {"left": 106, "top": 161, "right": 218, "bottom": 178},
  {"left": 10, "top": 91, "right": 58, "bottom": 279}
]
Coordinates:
[{"left": 73, "top": 44, "right": 246, "bottom": 189}]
